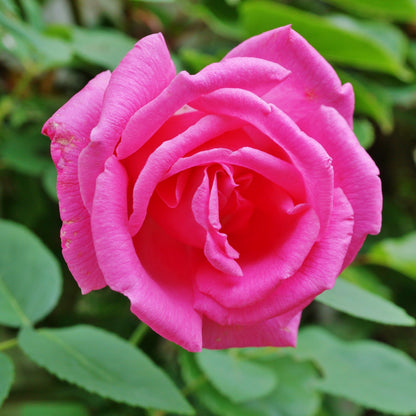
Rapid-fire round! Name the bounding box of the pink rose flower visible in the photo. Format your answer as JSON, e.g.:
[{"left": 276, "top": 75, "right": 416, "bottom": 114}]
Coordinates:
[{"left": 43, "top": 27, "right": 382, "bottom": 352}]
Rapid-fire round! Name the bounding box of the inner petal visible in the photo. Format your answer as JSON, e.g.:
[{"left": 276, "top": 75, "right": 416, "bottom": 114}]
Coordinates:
[
  {"left": 192, "top": 167, "right": 243, "bottom": 277},
  {"left": 195, "top": 173, "right": 321, "bottom": 309}
]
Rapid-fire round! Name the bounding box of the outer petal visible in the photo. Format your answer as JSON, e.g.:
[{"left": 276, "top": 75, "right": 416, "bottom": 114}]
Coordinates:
[
  {"left": 91, "top": 156, "right": 203, "bottom": 352},
  {"left": 79, "top": 33, "right": 176, "bottom": 212},
  {"left": 225, "top": 25, "right": 354, "bottom": 127},
  {"left": 194, "top": 188, "right": 354, "bottom": 326},
  {"left": 202, "top": 310, "right": 301, "bottom": 349},
  {"left": 297, "top": 106, "right": 382, "bottom": 267},
  {"left": 42, "top": 71, "right": 111, "bottom": 293}
]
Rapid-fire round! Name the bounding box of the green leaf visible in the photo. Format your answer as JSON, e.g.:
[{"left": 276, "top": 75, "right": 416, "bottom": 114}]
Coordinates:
[
  {"left": 367, "top": 232, "right": 416, "bottom": 280},
  {"left": 353, "top": 119, "right": 374, "bottom": 149},
  {"left": 240, "top": 1, "right": 412, "bottom": 80},
  {"left": 0, "top": 352, "right": 14, "bottom": 406},
  {"left": 316, "top": 276, "right": 415, "bottom": 326},
  {"left": 0, "top": 220, "right": 62, "bottom": 327},
  {"left": 18, "top": 325, "right": 193, "bottom": 414},
  {"left": 180, "top": 49, "right": 218, "bottom": 74},
  {"left": 196, "top": 349, "right": 277, "bottom": 403},
  {"left": 294, "top": 327, "right": 416, "bottom": 415},
  {"left": 184, "top": 3, "right": 243, "bottom": 40},
  {"left": 72, "top": 28, "right": 136, "bottom": 70},
  {"left": 341, "top": 266, "right": 392, "bottom": 299},
  {"left": 42, "top": 163, "right": 58, "bottom": 201},
  {"left": 383, "top": 84, "right": 416, "bottom": 108},
  {"left": 21, "top": 402, "right": 89, "bottom": 416},
  {"left": 19, "top": 0, "right": 44, "bottom": 30},
  {"left": 322, "top": 0, "right": 416, "bottom": 22},
  {"left": 0, "top": 11, "right": 72, "bottom": 69},
  {"left": 338, "top": 70, "right": 393, "bottom": 133},
  {"left": 180, "top": 352, "right": 259, "bottom": 416},
  {"left": 1, "top": 126, "right": 52, "bottom": 176},
  {"left": 243, "top": 355, "right": 321, "bottom": 416},
  {"left": 182, "top": 351, "right": 320, "bottom": 416}
]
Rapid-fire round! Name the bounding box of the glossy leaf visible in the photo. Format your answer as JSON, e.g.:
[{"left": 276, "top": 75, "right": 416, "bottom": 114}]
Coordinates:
[
  {"left": 367, "top": 232, "right": 416, "bottom": 280},
  {"left": 316, "top": 277, "right": 415, "bottom": 326},
  {"left": 241, "top": 1, "right": 411, "bottom": 80},
  {"left": 322, "top": 0, "right": 416, "bottom": 22},
  {"left": 196, "top": 349, "right": 277, "bottom": 403},
  {"left": 295, "top": 327, "right": 416, "bottom": 414},
  {"left": 18, "top": 325, "right": 193, "bottom": 414},
  {"left": 0, "top": 352, "right": 14, "bottom": 407},
  {"left": 0, "top": 220, "right": 62, "bottom": 327}
]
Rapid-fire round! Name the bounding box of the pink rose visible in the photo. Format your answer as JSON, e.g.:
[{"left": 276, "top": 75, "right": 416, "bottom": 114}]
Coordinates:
[{"left": 43, "top": 27, "right": 382, "bottom": 352}]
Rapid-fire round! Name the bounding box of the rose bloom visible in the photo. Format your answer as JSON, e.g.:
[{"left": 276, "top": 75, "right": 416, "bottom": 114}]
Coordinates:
[{"left": 43, "top": 26, "right": 382, "bottom": 352}]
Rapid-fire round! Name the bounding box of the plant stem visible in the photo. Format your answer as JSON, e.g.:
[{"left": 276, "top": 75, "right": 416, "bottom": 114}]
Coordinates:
[
  {"left": 0, "top": 338, "right": 18, "bottom": 351},
  {"left": 129, "top": 321, "right": 150, "bottom": 346}
]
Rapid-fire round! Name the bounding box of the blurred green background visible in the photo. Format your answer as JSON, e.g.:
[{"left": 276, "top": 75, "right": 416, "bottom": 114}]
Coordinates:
[{"left": 1, "top": 1, "right": 416, "bottom": 415}]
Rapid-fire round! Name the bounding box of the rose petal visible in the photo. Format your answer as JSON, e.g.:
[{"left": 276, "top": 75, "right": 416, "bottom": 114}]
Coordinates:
[
  {"left": 117, "top": 56, "right": 289, "bottom": 159},
  {"left": 42, "top": 71, "right": 111, "bottom": 293},
  {"left": 167, "top": 145, "right": 305, "bottom": 202},
  {"left": 192, "top": 169, "right": 243, "bottom": 276},
  {"left": 194, "top": 188, "right": 354, "bottom": 326},
  {"left": 128, "top": 115, "right": 243, "bottom": 235},
  {"left": 297, "top": 105, "right": 382, "bottom": 268},
  {"left": 91, "top": 156, "right": 202, "bottom": 352},
  {"left": 202, "top": 310, "right": 301, "bottom": 349},
  {"left": 225, "top": 25, "right": 354, "bottom": 127},
  {"left": 79, "top": 33, "right": 176, "bottom": 212},
  {"left": 195, "top": 200, "right": 320, "bottom": 311},
  {"left": 182, "top": 87, "right": 335, "bottom": 237}
]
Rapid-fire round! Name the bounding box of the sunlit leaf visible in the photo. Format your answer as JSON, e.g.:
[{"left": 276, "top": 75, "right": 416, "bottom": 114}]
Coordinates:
[
  {"left": 322, "top": 0, "right": 416, "bottom": 22},
  {"left": 241, "top": 1, "right": 412, "bottom": 80}
]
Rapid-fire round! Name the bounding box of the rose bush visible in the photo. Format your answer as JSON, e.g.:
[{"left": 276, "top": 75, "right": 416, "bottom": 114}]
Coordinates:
[{"left": 43, "top": 26, "right": 382, "bottom": 352}]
